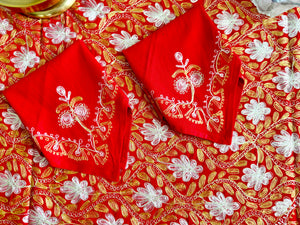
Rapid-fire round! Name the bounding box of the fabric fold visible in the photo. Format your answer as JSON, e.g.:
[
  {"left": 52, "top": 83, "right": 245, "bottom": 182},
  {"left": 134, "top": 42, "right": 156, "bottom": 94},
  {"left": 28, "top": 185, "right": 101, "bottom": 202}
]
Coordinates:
[
  {"left": 123, "top": 3, "right": 244, "bottom": 144},
  {"left": 4, "top": 41, "right": 132, "bottom": 181}
]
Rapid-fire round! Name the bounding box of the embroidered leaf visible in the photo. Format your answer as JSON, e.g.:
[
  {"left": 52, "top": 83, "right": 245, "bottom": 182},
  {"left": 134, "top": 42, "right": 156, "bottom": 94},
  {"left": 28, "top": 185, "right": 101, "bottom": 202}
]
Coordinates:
[
  {"left": 70, "top": 96, "right": 83, "bottom": 107},
  {"left": 175, "top": 52, "right": 183, "bottom": 62}
]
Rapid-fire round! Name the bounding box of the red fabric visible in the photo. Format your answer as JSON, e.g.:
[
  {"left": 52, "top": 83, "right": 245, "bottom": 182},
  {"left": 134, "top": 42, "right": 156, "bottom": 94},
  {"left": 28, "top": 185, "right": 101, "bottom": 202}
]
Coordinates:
[
  {"left": 123, "top": 4, "right": 244, "bottom": 144},
  {"left": 4, "top": 41, "right": 132, "bottom": 181}
]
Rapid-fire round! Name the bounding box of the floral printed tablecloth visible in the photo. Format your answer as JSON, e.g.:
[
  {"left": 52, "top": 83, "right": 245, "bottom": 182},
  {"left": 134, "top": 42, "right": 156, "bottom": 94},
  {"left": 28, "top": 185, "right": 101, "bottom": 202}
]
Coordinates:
[{"left": 0, "top": 0, "right": 299, "bottom": 224}]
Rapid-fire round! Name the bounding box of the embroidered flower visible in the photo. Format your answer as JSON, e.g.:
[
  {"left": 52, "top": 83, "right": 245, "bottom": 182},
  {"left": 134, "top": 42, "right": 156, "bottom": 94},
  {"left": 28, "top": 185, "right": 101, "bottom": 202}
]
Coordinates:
[
  {"left": 109, "top": 31, "right": 139, "bottom": 52},
  {"left": 127, "top": 92, "right": 139, "bottom": 109},
  {"left": 271, "top": 130, "right": 300, "bottom": 157},
  {"left": 0, "top": 18, "right": 13, "bottom": 35},
  {"left": 167, "top": 155, "right": 203, "bottom": 182},
  {"left": 28, "top": 148, "right": 49, "bottom": 167},
  {"left": 97, "top": 213, "right": 126, "bottom": 225},
  {"left": 214, "top": 11, "right": 244, "bottom": 35},
  {"left": 278, "top": 13, "right": 300, "bottom": 38},
  {"left": 214, "top": 131, "right": 246, "bottom": 153},
  {"left": 272, "top": 198, "right": 293, "bottom": 217},
  {"left": 95, "top": 55, "right": 107, "bottom": 67},
  {"left": 143, "top": 3, "right": 175, "bottom": 27},
  {"left": 133, "top": 183, "right": 169, "bottom": 212},
  {"left": 0, "top": 170, "right": 26, "bottom": 197},
  {"left": 79, "top": 0, "right": 110, "bottom": 21},
  {"left": 11, "top": 46, "right": 40, "bottom": 73},
  {"left": 60, "top": 177, "right": 94, "bottom": 204},
  {"left": 2, "top": 108, "right": 24, "bottom": 130},
  {"left": 205, "top": 192, "right": 240, "bottom": 221},
  {"left": 241, "top": 99, "right": 271, "bottom": 125},
  {"left": 73, "top": 103, "right": 89, "bottom": 120},
  {"left": 174, "top": 77, "right": 189, "bottom": 94},
  {"left": 43, "top": 22, "right": 76, "bottom": 44},
  {"left": 140, "top": 119, "right": 174, "bottom": 146},
  {"left": 241, "top": 164, "right": 272, "bottom": 191},
  {"left": 125, "top": 153, "right": 135, "bottom": 169},
  {"left": 22, "top": 206, "right": 59, "bottom": 224},
  {"left": 59, "top": 111, "right": 75, "bottom": 128},
  {"left": 272, "top": 67, "right": 300, "bottom": 93},
  {"left": 170, "top": 218, "right": 189, "bottom": 225},
  {"left": 245, "top": 39, "right": 273, "bottom": 62},
  {"left": 190, "top": 71, "right": 204, "bottom": 87}
]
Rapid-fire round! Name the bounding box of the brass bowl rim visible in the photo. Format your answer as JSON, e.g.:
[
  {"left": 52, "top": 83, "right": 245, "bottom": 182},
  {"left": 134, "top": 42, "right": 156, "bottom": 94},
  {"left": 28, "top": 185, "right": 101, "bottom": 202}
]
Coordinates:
[{"left": 0, "top": 0, "right": 47, "bottom": 7}]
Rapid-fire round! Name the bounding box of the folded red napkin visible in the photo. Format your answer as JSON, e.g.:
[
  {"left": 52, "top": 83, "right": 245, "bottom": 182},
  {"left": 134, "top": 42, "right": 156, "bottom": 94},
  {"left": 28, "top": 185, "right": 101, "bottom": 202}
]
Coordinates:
[
  {"left": 123, "top": 4, "right": 244, "bottom": 144},
  {"left": 4, "top": 41, "right": 132, "bottom": 181}
]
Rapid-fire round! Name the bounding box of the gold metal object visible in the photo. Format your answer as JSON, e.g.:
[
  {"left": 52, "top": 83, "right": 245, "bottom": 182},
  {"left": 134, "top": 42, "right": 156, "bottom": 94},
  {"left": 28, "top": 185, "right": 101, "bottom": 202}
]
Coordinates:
[
  {"left": 26, "top": 0, "right": 76, "bottom": 18},
  {"left": 0, "top": 0, "right": 47, "bottom": 7}
]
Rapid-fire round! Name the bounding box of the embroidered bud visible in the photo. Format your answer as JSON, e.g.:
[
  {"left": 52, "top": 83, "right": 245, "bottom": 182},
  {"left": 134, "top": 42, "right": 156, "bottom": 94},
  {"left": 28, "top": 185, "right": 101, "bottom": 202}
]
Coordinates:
[
  {"left": 56, "top": 86, "right": 66, "bottom": 96},
  {"left": 174, "top": 52, "right": 183, "bottom": 62}
]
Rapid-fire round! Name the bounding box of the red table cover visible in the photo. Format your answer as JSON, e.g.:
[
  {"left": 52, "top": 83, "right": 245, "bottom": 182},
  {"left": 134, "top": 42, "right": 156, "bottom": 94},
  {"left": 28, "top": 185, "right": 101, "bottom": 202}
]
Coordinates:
[
  {"left": 4, "top": 41, "right": 132, "bottom": 181},
  {"left": 123, "top": 3, "right": 244, "bottom": 145}
]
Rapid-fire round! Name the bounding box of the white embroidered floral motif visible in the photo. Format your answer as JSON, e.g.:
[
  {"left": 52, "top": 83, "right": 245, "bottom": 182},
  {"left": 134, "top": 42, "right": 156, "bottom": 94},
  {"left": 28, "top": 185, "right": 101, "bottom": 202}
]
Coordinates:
[
  {"left": 97, "top": 213, "right": 126, "bottom": 225},
  {"left": 22, "top": 206, "right": 59, "bottom": 224},
  {"left": 278, "top": 13, "right": 300, "bottom": 38},
  {"left": 60, "top": 177, "right": 94, "bottom": 204},
  {"left": 143, "top": 3, "right": 175, "bottom": 27},
  {"left": 28, "top": 148, "right": 49, "bottom": 167},
  {"left": 205, "top": 192, "right": 240, "bottom": 221},
  {"left": 0, "top": 18, "right": 13, "bottom": 35},
  {"left": 109, "top": 30, "right": 139, "bottom": 52},
  {"left": 0, "top": 170, "right": 26, "bottom": 197},
  {"left": 174, "top": 77, "right": 189, "bottom": 94},
  {"left": 133, "top": 183, "right": 169, "bottom": 212},
  {"left": 2, "top": 108, "right": 25, "bottom": 130},
  {"left": 79, "top": 0, "right": 110, "bottom": 21},
  {"left": 214, "top": 131, "right": 246, "bottom": 153},
  {"left": 168, "top": 155, "right": 203, "bottom": 182},
  {"left": 214, "top": 11, "right": 244, "bottom": 35},
  {"left": 241, "top": 164, "right": 272, "bottom": 191},
  {"left": 11, "top": 46, "right": 40, "bottom": 73},
  {"left": 95, "top": 55, "right": 107, "bottom": 67},
  {"left": 271, "top": 130, "right": 300, "bottom": 157},
  {"left": 43, "top": 22, "right": 76, "bottom": 44},
  {"left": 245, "top": 39, "right": 273, "bottom": 62},
  {"left": 241, "top": 99, "right": 271, "bottom": 125},
  {"left": 170, "top": 218, "right": 189, "bottom": 225},
  {"left": 127, "top": 92, "right": 139, "bottom": 109},
  {"left": 272, "top": 67, "right": 300, "bottom": 93},
  {"left": 272, "top": 198, "right": 293, "bottom": 217},
  {"left": 140, "top": 119, "right": 174, "bottom": 146}
]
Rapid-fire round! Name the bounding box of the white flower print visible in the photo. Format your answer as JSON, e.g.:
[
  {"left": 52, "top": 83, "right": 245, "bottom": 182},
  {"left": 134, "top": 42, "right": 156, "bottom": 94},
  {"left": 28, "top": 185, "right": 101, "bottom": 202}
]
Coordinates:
[
  {"left": 272, "top": 67, "right": 300, "bottom": 93},
  {"left": 174, "top": 77, "right": 189, "bottom": 94},
  {"left": 0, "top": 18, "right": 13, "bottom": 35},
  {"left": 278, "top": 13, "right": 300, "bottom": 38},
  {"left": 11, "top": 46, "right": 40, "bottom": 73},
  {"left": 59, "top": 111, "right": 75, "bottom": 128},
  {"left": 167, "top": 155, "right": 203, "bottom": 182},
  {"left": 241, "top": 164, "right": 272, "bottom": 191},
  {"left": 272, "top": 198, "right": 293, "bottom": 217},
  {"left": 73, "top": 103, "right": 89, "bottom": 120},
  {"left": 2, "top": 108, "right": 24, "bottom": 130},
  {"left": 60, "top": 177, "right": 94, "bottom": 204},
  {"left": 28, "top": 148, "right": 49, "bottom": 168},
  {"left": 170, "top": 218, "right": 189, "bottom": 225},
  {"left": 109, "top": 30, "right": 139, "bottom": 52},
  {"left": 271, "top": 130, "right": 300, "bottom": 157},
  {"left": 241, "top": 99, "right": 271, "bottom": 125},
  {"left": 97, "top": 213, "right": 126, "bottom": 225},
  {"left": 143, "top": 3, "right": 175, "bottom": 27},
  {"left": 127, "top": 92, "right": 139, "bottom": 109},
  {"left": 125, "top": 154, "right": 135, "bottom": 169},
  {"left": 22, "top": 206, "right": 59, "bottom": 224},
  {"left": 0, "top": 170, "right": 26, "bottom": 197},
  {"left": 245, "top": 39, "right": 273, "bottom": 62},
  {"left": 214, "top": 11, "right": 244, "bottom": 35},
  {"left": 95, "top": 55, "right": 107, "bottom": 67},
  {"left": 140, "top": 119, "right": 174, "bottom": 146},
  {"left": 214, "top": 131, "right": 246, "bottom": 153},
  {"left": 133, "top": 183, "right": 169, "bottom": 212},
  {"left": 43, "top": 22, "right": 76, "bottom": 44},
  {"left": 205, "top": 192, "right": 240, "bottom": 221},
  {"left": 79, "top": 0, "right": 110, "bottom": 21}
]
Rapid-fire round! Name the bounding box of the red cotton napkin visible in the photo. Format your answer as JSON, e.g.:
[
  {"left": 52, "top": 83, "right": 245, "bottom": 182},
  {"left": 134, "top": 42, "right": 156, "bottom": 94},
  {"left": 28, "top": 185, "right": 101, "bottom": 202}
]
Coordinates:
[
  {"left": 4, "top": 41, "right": 132, "bottom": 181},
  {"left": 123, "top": 3, "right": 244, "bottom": 144}
]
